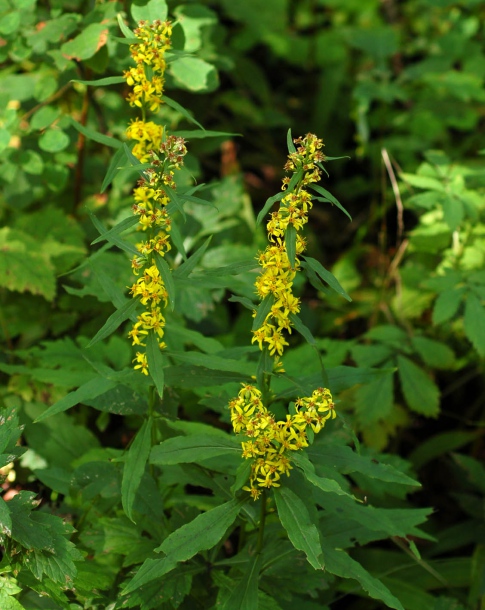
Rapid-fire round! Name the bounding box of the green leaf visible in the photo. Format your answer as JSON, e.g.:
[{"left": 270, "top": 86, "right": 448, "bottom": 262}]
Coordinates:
[
  {"left": 432, "top": 288, "right": 464, "bottom": 324},
  {"left": 71, "top": 76, "right": 125, "bottom": 86},
  {"left": 146, "top": 332, "right": 165, "bottom": 398},
  {"left": 287, "top": 128, "right": 296, "bottom": 154},
  {"left": 198, "top": 259, "right": 259, "bottom": 277},
  {"left": 61, "top": 23, "right": 108, "bottom": 61},
  {"left": 397, "top": 355, "right": 439, "bottom": 417},
  {"left": 131, "top": 0, "right": 168, "bottom": 23},
  {"left": 309, "top": 184, "right": 352, "bottom": 221},
  {"left": 154, "top": 253, "right": 175, "bottom": 311},
  {"left": 89, "top": 213, "right": 139, "bottom": 256},
  {"left": 256, "top": 192, "right": 285, "bottom": 226},
  {"left": 411, "top": 336, "right": 454, "bottom": 369},
  {"left": 292, "top": 453, "right": 353, "bottom": 498},
  {"left": 221, "top": 554, "right": 262, "bottom": 610},
  {"left": 91, "top": 215, "right": 138, "bottom": 245},
  {"left": 0, "top": 496, "right": 12, "bottom": 536},
  {"left": 229, "top": 295, "right": 255, "bottom": 311},
  {"left": 170, "top": 219, "right": 187, "bottom": 260},
  {"left": 0, "top": 590, "right": 25, "bottom": 610},
  {"left": 123, "top": 498, "right": 245, "bottom": 592},
  {"left": 164, "top": 365, "right": 247, "bottom": 388},
  {"left": 285, "top": 223, "right": 297, "bottom": 268},
  {"left": 252, "top": 294, "right": 274, "bottom": 331},
  {"left": 289, "top": 313, "right": 315, "bottom": 345},
  {"left": 274, "top": 486, "right": 324, "bottom": 570},
  {"left": 409, "top": 431, "right": 478, "bottom": 469},
  {"left": 117, "top": 13, "right": 135, "bottom": 38},
  {"left": 163, "top": 95, "right": 204, "bottom": 130},
  {"left": 302, "top": 257, "right": 352, "bottom": 301},
  {"left": 400, "top": 173, "right": 444, "bottom": 192},
  {"left": 172, "top": 129, "right": 240, "bottom": 139},
  {"left": 150, "top": 434, "right": 240, "bottom": 466},
  {"left": 122, "top": 418, "right": 153, "bottom": 522},
  {"left": 463, "top": 292, "right": 485, "bottom": 357},
  {"left": 34, "top": 376, "right": 117, "bottom": 421},
  {"left": 39, "top": 128, "right": 70, "bottom": 153},
  {"left": 442, "top": 195, "right": 464, "bottom": 231},
  {"left": 101, "top": 145, "right": 128, "bottom": 192},
  {"left": 321, "top": 544, "right": 404, "bottom": 610},
  {"left": 355, "top": 373, "right": 394, "bottom": 424},
  {"left": 170, "top": 57, "right": 218, "bottom": 92},
  {"left": 174, "top": 236, "right": 212, "bottom": 278},
  {"left": 309, "top": 443, "right": 420, "bottom": 486},
  {"left": 164, "top": 184, "right": 186, "bottom": 219},
  {"left": 166, "top": 350, "right": 253, "bottom": 375},
  {"left": 86, "top": 298, "right": 140, "bottom": 348}
]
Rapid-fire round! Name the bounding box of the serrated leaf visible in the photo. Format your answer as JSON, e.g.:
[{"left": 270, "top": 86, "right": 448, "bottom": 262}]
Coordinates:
[
  {"left": 309, "top": 184, "right": 352, "bottom": 221},
  {"left": 34, "top": 376, "right": 117, "bottom": 422},
  {"left": 355, "top": 373, "right": 394, "bottom": 424},
  {"left": 252, "top": 294, "right": 274, "bottom": 331},
  {"left": 86, "top": 298, "right": 140, "bottom": 348},
  {"left": 146, "top": 331, "right": 165, "bottom": 398},
  {"left": 274, "top": 486, "right": 324, "bottom": 570},
  {"left": 166, "top": 350, "right": 253, "bottom": 375},
  {"left": 123, "top": 498, "right": 245, "bottom": 592},
  {"left": 0, "top": 496, "right": 12, "bottom": 536},
  {"left": 122, "top": 419, "right": 153, "bottom": 522},
  {"left": 164, "top": 365, "right": 247, "bottom": 388},
  {"left": 221, "top": 554, "right": 262, "bottom": 610},
  {"left": 292, "top": 453, "right": 352, "bottom": 498},
  {"left": 302, "top": 257, "right": 352, "bottom": 301},
  {"left": 256, "top": 192, "right": 285, "bottom": 226},
  {"left": 321, "top": 544, "right": 404, "bottom": 610},
  {"left": 411, "top": 336, "right": 454, "bottom": 369},
  {"left": 463, "top": 292, "right": 485, "bottom": 357},
  {"left": 397, "top": 355, "right": 439, "bottom": 417}
]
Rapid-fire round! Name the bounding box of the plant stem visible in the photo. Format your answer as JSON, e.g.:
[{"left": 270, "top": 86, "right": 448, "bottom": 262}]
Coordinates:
[{"left": 255, "top": 490, "right": 267, "bottom": 555}]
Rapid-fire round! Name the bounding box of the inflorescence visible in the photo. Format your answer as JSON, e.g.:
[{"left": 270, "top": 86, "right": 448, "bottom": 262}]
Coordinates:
[
  {"left": 252, "top": 134, "right": 326, "bottom": 358},
  {"left": 229, "top": 384, "right": 335, "bottom": 500}
]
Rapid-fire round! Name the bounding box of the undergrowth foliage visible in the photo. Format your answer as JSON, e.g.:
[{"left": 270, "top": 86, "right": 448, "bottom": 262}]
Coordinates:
[{"left": 0, "top": 1, "right": 484, "bottom": 609}]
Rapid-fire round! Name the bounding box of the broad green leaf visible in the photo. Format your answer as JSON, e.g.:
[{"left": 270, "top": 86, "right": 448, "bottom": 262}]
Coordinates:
[
  {"left": 256, "top": 191, "right": 285, "bottom": 226},
  {"left": 442, "top": 194, "right": 464, "bottom": 231},
  {"left": 452, "top": 453, "right": 485, "bottom": 494},
  {"left": 274, "top": 486, "right": 324, "bottom": 570},
  {"left": 309, "top": 443, "right": 420, "bottom": 486},
  {"left": 150, "top": 434, "right": 240, "bottom": 465},
  {"left": 310, "top": 184, "right": 352, "bottom": 221},
  {"left": 285, "top": 223, "right": 297, "bottom": 268},
  {"left": 463, "top": 292, "right": 485, "bottom": 357},
  {"left": 164, "top": 365, "right": 247, "bottom": 388},
  {"left": 154, "top": 253, "right": 175, "bottom": 311},
  {"left": 34, "top": 376, "right": 117, "bottom": 421},
  {"left": 400, "top": 173, "right": 444, "bottom": 192},
  {"left": 221, "top": 554, "right": 262, "bottom": 610},
  {"left": 123, "top": 498, "right": 245, "bottom": 592},
  {"left": 355, "top": 373, "right": 394, "bottom": 424},
  {"left": 91, "top": 215, "right": 138, "bottom": 245},
  {"left": 8, "top": 491, "right": 53, "bottom": 549},
  {"left": 164, "top": 324, "right": 224, "bottom": 354},
  {"left": 252, "top": 294, "right": 274, "bottom": 331},
  {"left": 38, "top": 129, "right": 70, "bottom": 152},
  {"left": 0, "top": 590, "right": 25, "bottom": 610},
  {"left": 146, "top": 332, "right": 165, "bottom": 398},
  {"left": 397, "top": 355, "right": 439, "bottom": 417},
  {"left": 0, "top": 496, "right": 12, "bottom": 536},
  {"left": 71, "top": 76, "right": 125, "bottom": 86},
  {"left": 409, "top": 431, "right": 478, "bottom": 469},
  {"left": 365, "top": 324, "right": 407, "bottom": 346},
  {"left": 302, "top": 257, "right": 352, "bottom": 301},
  {"left": 131, "top": 0, "right": 168, "bottom": 22},
  {"left": 170, "top": 57, "right": 218, "bottom": 92},
  {"left": 174, "top": 236, "right": 212, "bottom": 278},
  {"left": 86, "top": 298, "right": 140, "bottom": 348},
  {"left": 122, "top": 419, "right": 153, "bottom": 522},
  {"left": 30, "top": 105, "right": 60, "bottom": 130},
  {"left": 432, "top": 287, "right": 464, "bottom": 325},
  {"left": 163, "top": 95, "right": 204, "bottom": 130},
  {"left": 321, "top": 544, "right": 404, "bottom": 610},
  {"left": 411, "top": 336, "right": 454, "bottom": 369},
  {"left": 61, "top": 23, "right": 108, "bottom": 61}
]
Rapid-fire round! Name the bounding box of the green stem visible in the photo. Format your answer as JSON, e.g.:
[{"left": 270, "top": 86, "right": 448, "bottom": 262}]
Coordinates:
[
  {"left": 255, "top": 490, "right": 267, "bottom": 555},
  {"left": 148, "top": 384, "right": 157, "bottom": 475}
]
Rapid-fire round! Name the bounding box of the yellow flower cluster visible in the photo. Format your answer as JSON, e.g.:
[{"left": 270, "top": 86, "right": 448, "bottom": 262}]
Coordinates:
[
  {"left": 126, "top": 119, "right": 163, "bottom": 163},
  {"left": 252, "top": 134, "right": 326, "bottom": 358},
  {"left": 124, "top": 20, "right": 172, "bottom": 114},
  {"left": 229, "top": 384, "right": 335, "bottom": 500},
  {"left": 128, "top": 136, "right": 188, "bottom": 374}
]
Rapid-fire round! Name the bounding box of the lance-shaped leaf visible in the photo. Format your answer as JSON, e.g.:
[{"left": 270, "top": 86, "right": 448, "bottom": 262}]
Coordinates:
[
  {"left": 275, "top": 486, "right": 324, "bottom": 570},
  {"left": 229, "top": 295, "right": 256, "bottom": 311},
  {"left": 91, "top": 215, "right": 138, "bottom": 245},
  {"left": 86, "top": 298, "right": 140, "bottom": 348},
  {"left": 123, "top": 498, "right": 246, "bottom": 593},
  {"left": 285, "top": 223, "right": 297, "bottom": 268},
  {"left": 252, "top": 294, "right": 274, "bottom": 331},
  {"left": 67, "top": 116, "right": 122, "bottom": 149},
  {"left": 174, "top": 236, "right": 212, "bottom": 278},
  {"left": 221, "top": 554, "right": 262, "bottom": 610},
  {"left": 287, "top": 127, "right": 296, "bottom": 154},
  {"left": 72, "top": 76, "right": 125, "bottom": 86},
  {"left": 101, "top": 145, "right": 129, "bottom": 193},
  {"left": 34, "top": 376, "right": 116, "bottom": 422},
  {"left": 122, "top": 418, "right": 153, "bottom": 522},
  {"left": 163, "top": 95, "right": 204, "bottom": 130},
  {"left": 154, "top": 253, "right": 175, "bottom": 311},
  {"left": 289, "top": 313, "right": 315, "bottom": 345},
  {"left": 164, "top": 184, "right": 186, "bottom": 220},
  {"left": 198, "top": 259, "right": 259, "bottom": 277},
  {"left": 170, "top": 220, "right": 187, "bottom": 260},
  {"left": 172, "top": 129, "right": 241, "bottom": 139},
  {"left": 89, "top": 213, "right": 139, "bottom": 257},
  {"left": 146, "top": 332, "right": 165, "bottom": 398},
  {"left": 117, "top": 13, "right": 135, "bottom": 38},
  {"left": 256, "top": 191, "right": 285, "bottom": 226},
  {"left": 150, "top": 434, "right": 241, "bottom": 466},
  {"left": 464, "top": 291, "right": 485, "bottom": 357},
  {"left": 309, "top": 183, "right": 352, "bottom": 221},
  {"left": 302, "top": 257, "right": 352, "bottom": 302}
]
